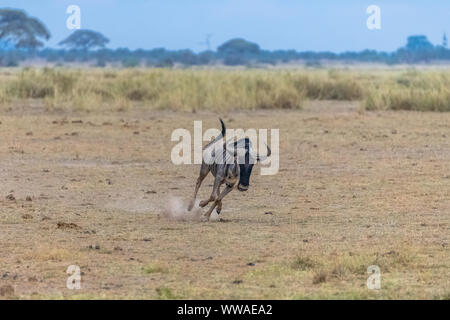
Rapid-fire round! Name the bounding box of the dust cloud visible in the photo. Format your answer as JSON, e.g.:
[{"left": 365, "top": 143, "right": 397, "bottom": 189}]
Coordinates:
[{"left": 162, "top": 196, "right": 203, "bottom": 221}]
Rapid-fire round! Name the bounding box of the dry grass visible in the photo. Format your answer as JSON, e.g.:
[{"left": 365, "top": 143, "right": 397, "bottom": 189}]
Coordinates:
[
  {"left": 144, "top": 263, "right": 168, "bottom": 274},
  {"left": 2, "top": 67, "right": 450, "bottom": 112},
  {"left": 0, "top": 100, "right": 448, "bottom": 299},
  {"left": 0, "top": 68, "right": 309, "bottom": 111},
  {"left": 0, "top": 68, "right": 367, "bottom": 112},
  {"left": 365, "top": 70, "right": 450, "bottom": 111},
  {"left": 23, "top": 248, "right": 76, "bottom": 262}
]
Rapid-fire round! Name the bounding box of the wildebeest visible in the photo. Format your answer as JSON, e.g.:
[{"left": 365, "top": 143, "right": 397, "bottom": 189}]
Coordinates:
[{"left": 188, "top": 119, "right": 271, "bottom": 220}]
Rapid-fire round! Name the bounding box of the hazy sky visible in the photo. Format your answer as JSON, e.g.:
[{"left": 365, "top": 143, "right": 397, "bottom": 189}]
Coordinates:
[{"left": 2, "top": 0, "right": 450, "bottom": 52}]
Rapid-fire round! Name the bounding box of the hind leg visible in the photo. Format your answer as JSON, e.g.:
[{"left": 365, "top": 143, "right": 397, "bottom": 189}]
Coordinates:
[{"left": 188, "top": 163, "right": 209, "bottom": 211}]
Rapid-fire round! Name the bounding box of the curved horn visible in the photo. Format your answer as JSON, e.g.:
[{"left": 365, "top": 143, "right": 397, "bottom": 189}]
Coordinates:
[{"left": 256, "top": 144, "right": 271, "bottom": 162}]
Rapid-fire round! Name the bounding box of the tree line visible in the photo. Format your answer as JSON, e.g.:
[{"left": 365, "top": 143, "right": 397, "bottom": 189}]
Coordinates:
[{"left": 1, "top": 8, "right": 450, "bottom": 67}]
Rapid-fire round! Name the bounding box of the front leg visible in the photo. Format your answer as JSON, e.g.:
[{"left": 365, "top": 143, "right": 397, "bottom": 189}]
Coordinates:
[
  {"left": 206, "top": 161, "right": 239, "bottom": 218},
  {"left": 216, "top": 200, "right": 222, "bottom": 214},
  {"left": 204, "top": 183, "right": 236, "bottom": 220},
  {"left": 199, "top": 172, "right": 222, "bottom": 208}
]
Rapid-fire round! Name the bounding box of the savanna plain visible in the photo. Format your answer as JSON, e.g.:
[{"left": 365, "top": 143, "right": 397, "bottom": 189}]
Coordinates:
[{"left": 0, "top": 68, "right": 449, "bottom": 299}]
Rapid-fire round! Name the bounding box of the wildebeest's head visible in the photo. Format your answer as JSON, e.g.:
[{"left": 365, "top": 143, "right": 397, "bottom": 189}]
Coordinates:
[{"left": 230, "top": 138, "right": 271, "bottom": 192}]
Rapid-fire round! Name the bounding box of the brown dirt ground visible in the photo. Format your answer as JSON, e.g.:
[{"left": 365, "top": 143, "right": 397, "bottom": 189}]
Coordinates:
[{"left": 0, "top": 101, "right": 449, "bottom": 299}]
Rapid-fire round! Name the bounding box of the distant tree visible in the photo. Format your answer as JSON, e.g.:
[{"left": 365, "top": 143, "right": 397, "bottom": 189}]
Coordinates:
[
  {"left": 217, "top": 38, "right": 260, "bottom": 55},
  {"left": 197, "top": 50, "right": 215, "bottom": 65},
  {"left": 396, "top": 35, "right": 439, "bottom": 63},
  {"left": 59, "top": 30, "right": 109, "bottom": 50},
  {"left": 121, "top": 57, "right": 140, "bottom": 68},
  {"left": 443, "top": 32, "right": 448, "bottom": 48},
  {"left": 0, "top": 39, "right": 12, "bottom": 50},
  {"left": 156, "top": 58, "right": 174, "bottom": 68},
  {"left": 0, "top": 8, "right": 50, "bottom": 50},
  {"left": 178, "top": 49, "right": 198, "bottom": 65},
  {"left": 405, "top": 35, "right": 434, "bottom": 51},
  {"left": 223, "top": 55, "right": 248, "bottom": 66}
]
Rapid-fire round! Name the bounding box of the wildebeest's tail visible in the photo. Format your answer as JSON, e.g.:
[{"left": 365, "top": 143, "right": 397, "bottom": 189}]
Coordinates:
[
  {"left": 219, "top": 118, "right": 226, "bottom": 137},
  {"left": 204, "top": 118, "right": 226, "bottom": 150}
]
